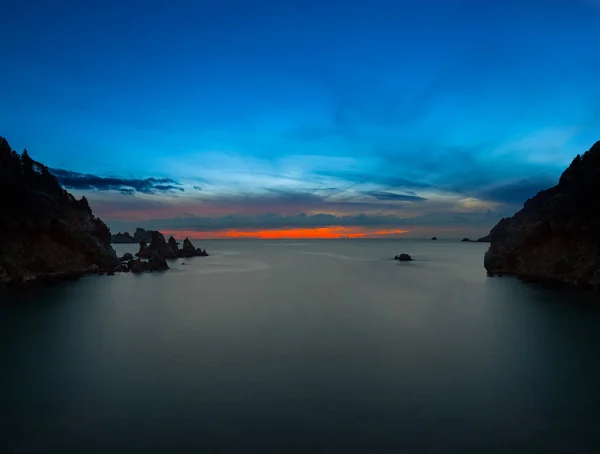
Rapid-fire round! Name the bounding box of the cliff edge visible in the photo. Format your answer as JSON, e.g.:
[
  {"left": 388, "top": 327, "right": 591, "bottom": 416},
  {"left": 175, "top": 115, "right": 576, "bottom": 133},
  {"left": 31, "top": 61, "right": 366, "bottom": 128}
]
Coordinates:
[
  {"left": 484, "top": 141, "right": 600, "bottom": 288},
  {"left": 0, "top": 137, "right": 118, "bottom": 284}
]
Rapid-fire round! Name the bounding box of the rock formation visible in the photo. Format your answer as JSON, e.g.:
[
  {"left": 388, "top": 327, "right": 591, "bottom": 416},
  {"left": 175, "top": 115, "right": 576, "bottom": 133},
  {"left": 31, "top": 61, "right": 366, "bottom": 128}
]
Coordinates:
[
  {"left": 461, "top": 238, "right": 472, "bottom": 242},
  {"left": 431, "top": 237, "right": 438, "bottom": 240},
  {"left": 476, "top": 234, "right": 490, "bottom": 243},
  {"left": 484, "top": 141, "right": 600, "bottom": 288},
  {"left": 133, "top": 228, "right": 155, "bottom": 243},
  {"left": 137, "top": 239, "right": 150, "bottom": 258},
  {"left": 149, "top": 231, "right": 177, "bottom": 258},
  {"left": 0, "top": 137, "right": 118, "bottom": 284},
  {"left": 394, "top": 253, "right": 413, "bottom": 261},
  {"left": 168, "top": 236, "right": 180, "bottom": 256},
  {"left": 134, "top": 233, "right": 208, "bottom": 267},
  {"left": 111, "top": 232, "right": 135, "bottom": 243}
]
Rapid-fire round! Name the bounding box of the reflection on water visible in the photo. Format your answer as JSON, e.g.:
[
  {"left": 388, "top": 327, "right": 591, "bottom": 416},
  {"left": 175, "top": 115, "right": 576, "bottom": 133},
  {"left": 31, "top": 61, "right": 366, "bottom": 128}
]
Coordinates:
[{"left": 2, "top": 240, "right": 599, "bottom": 453}]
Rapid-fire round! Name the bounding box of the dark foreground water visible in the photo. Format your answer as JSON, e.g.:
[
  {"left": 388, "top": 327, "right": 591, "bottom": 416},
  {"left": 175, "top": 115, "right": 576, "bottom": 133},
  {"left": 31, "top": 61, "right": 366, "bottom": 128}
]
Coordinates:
[{"left": 2, "top": 239, "right": 600, "bottom": 453}]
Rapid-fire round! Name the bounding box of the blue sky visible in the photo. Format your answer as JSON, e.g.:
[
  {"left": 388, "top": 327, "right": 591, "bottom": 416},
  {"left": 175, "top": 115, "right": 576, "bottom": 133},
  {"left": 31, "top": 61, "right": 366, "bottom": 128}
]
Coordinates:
[{"left": 1, "top": 0, "right": 599, "bottom": 237}]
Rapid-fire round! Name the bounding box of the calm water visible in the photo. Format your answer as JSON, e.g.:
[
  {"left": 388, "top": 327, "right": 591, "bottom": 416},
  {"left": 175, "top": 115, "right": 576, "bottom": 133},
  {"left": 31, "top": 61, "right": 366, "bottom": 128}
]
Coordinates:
[{"left": 2, "top": 239, "right": 600, "bottom": 453}]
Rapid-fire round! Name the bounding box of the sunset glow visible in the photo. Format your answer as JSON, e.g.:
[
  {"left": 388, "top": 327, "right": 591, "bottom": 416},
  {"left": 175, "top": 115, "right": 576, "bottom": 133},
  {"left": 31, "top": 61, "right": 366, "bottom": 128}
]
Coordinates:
[{"left": 161, "top": 227, "right": 409, "bottom": 240}]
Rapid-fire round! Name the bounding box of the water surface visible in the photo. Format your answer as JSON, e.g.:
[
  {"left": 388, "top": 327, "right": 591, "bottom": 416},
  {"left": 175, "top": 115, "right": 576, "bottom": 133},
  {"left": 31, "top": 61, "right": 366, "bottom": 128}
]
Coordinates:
[{"left": 2, "top": 240, "right": 599, "bottom": 453}]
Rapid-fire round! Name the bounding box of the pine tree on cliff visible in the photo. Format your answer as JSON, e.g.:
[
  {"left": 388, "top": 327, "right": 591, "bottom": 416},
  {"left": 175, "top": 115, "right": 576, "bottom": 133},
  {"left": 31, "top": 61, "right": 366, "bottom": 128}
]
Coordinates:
[{"left": 21, "top": 149, "right": 35, "bottom": 178}]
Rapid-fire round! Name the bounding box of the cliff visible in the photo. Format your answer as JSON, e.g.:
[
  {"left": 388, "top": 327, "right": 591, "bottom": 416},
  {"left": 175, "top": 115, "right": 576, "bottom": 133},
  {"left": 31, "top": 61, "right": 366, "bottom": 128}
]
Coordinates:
[
  {"left": 484, "top": 141, "right": 600, "bottom": 288},
  {"left": 0, "top": 137, "right": 118, "bottom": 284}
]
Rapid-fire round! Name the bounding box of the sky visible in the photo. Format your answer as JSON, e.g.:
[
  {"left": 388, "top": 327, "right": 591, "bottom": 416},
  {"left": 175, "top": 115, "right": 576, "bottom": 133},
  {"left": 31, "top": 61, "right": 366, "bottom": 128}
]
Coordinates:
[{"left": 1, "top": 0, "right": 599, "bottom": 239}]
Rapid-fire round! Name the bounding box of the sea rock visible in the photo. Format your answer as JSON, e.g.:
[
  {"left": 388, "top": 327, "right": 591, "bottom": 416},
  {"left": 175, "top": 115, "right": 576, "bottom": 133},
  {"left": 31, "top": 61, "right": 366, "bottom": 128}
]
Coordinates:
[
  {"left": 133, "top": 228, "right": 155, "bottom": 243},
  {"left": 431, "top": 237, "right": 438, "bottom": 240},
  {"left": 196, "top": 247, "right": 209, "bottom": 257},
  {"left": 149, "top": 231, "right": 177, "bottom": 258},
  {"left": 111, "top": 232, "right": 135, "bottom": 243},
  {"left": 148, "top": 250, "right": 169, "bottom": 271},
  {"left": 168, "top": 236, "right": 180, "bottom": 256},
  {"left": 129, "top": 259, "right": 147, "bottom": 274},
  {"left": 120, "top": 252, "right": 134, "bottom": 262},
  {"left": 115, "top": 264, "right": 129, "bottom": 273},
  {"left": 484, "top": 140, "right": 600, "bottom": 288},
  {"left": 137, "top": 240, "right": 150, "bottom": 258},
  {"left": 394, "top": 253, "right": 413, "bottom": 261},
  {"left": 0, "top": 137, "right": 118, "bottom": 285},
  {"left": 461, "top": 238, "right": 472, "bottom": 242},
  {"left": 476, "top": 234, "right": 490, "bottom": 243},
  {"left": 181, "top": 238, "right": 197, "bottom": 257}
]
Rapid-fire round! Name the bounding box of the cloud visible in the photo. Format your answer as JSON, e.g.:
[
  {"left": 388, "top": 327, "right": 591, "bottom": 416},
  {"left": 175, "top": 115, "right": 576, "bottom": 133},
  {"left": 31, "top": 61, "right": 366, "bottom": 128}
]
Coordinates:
[
  {"left": 364, "top": 191, "right": 427, "bottom": 202},
  {"left": 51, "top": 169, "right": 184, "bottom": 195},
  {"left": 193, "top": 186, "right": 202, "bottom": 191},
  {"left": 477, "top": 176, "right": 557, "bottom": 205}
]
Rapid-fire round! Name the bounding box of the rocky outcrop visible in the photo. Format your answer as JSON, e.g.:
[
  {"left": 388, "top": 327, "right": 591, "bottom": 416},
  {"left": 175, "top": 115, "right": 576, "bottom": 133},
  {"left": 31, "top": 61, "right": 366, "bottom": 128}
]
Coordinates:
[
  {"left": 111, "top": 232, "right": 135, "bottom": 243},
  {"left": 0, "top": 137, "right": 118, "bottom": 284},
  {"left": 394, "top": 253, "right": 413, "bottom": 261},
  {"left": 431, "top": 237, "right": 438, "bottom": 240},
  {"left": 149, "top": 231, "right": 177, "bottom": 258},
  {"left": 484, "top": 141, "right": 600, "bottom": 288},
  {"left": 461, "top": 238, "right": 472, "bottom": 242},
  {"left": 168, "top": 236, "right": 180, "bottom": 256},
  {"left": 137, "top": 240, "right": 150, "bottom": 258},
  {"left": 476, "top": 234, "right": 490, "bottom": 243},
  {"left": 120, "top": 252, "right": 134, "bottom": 262},
  {"left": 133, "top": 228, "right": 156, "bottom": 243}
]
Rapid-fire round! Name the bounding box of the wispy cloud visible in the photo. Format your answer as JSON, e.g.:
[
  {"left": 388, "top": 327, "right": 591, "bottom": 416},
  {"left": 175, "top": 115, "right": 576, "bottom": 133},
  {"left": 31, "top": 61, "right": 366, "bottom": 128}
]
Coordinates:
[{"left": 51, "top": 169, "right": 184, "bottom": 195}]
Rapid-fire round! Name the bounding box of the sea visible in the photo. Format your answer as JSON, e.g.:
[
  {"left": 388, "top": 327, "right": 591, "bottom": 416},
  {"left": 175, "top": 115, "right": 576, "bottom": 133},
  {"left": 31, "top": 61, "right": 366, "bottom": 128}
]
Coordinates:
[{"left": 2, "top": 239, "right": 600, "bottom": 453}]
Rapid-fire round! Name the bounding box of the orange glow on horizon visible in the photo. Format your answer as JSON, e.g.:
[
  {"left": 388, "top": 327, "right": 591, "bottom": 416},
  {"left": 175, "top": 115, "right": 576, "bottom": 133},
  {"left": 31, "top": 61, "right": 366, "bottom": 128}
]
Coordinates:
[{"left": 160, "top": 226, "right": 409, "bottom": 240}]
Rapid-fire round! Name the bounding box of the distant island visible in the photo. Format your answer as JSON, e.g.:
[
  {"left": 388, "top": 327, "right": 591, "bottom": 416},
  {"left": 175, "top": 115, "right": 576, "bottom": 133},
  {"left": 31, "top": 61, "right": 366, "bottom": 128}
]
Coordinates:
[
  {"left": 485, "top": 140, "right": 600, "bottom": 289},
  {"left": 111, "top": 228, "right": 155, "bottom": 243}
]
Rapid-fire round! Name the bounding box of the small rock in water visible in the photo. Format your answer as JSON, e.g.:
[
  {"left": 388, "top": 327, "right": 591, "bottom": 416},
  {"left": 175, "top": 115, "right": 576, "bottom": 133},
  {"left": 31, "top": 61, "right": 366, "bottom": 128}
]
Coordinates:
[{"left": 394, "top": 253, "right": 413, "bottom": 261}]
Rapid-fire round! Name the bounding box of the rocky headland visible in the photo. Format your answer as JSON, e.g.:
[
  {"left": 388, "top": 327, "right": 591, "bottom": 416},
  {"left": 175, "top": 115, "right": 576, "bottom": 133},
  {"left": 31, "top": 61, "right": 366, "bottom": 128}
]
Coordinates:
[
  {"left": 0, "top": 137, "right": 118, "bottom": 284},
  {"left": 484, "top": 141, "right": 600, "bottom": 288}
]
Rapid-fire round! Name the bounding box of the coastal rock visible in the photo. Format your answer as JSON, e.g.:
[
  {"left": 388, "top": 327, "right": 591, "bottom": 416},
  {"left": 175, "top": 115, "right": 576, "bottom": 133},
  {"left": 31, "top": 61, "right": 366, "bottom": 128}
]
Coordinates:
[
  {"left": 0, "top": 137, "right": 118, "bottom": 285},
  {"left": 149, "top": 231, "right": 177, "bottom": 258},
  {"left": 137, "top": 240, "right": 150, "bottom": 258},
  {"left": 111, "top": 232, "right": 135, "bottom": 243},
  {"left": 394, "top": 253, "right": 413, "bottom": 261},
  {"left": 133, "top": 228, "right": 155, "bottom": 243},
  {"left": 178, "top": 237, "right": 209, "bottom": 257},
  {"left": 120, "top": 252, "right": 134, "bottom": 262},
  {"left": 484, "top": 141, "right": 600, "bottom": 288},
  {"left": 181, "top": 238, "right": 197, "bottom": 257},
  {"left": 431, "top": 237, "right": 438, "bottom": 240},
  {"left": 129, "top": 259, "right": 147, "bottom": 274},
  {"left": 461, "top": 238, "right": 472, "bottom": 242},
  {"left": 148, "top": 251, "right": 169, "bottom": 271},
  {"left": 476, "top": 234, "right": 490, "bottom": 243},
  {"left": 168, "top": 236, "right": 180, "bottom": 256}
]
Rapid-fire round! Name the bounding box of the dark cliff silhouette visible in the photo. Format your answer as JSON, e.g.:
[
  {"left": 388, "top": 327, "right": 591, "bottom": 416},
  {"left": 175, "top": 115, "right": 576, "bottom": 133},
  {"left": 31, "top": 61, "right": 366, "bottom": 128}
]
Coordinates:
[
  {"left": 485, "top": 140, "right": 600, "bottom": 288},
  {"left": 0, "top": 137, "right": 118, "bottom": 284}
]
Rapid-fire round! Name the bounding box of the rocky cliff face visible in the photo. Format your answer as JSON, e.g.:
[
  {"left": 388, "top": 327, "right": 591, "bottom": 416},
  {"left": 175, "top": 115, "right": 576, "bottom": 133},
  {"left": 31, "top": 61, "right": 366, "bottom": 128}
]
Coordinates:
[
  {"left": 484, "top": 141, "right": 600, "bottom": 288},
  {"left": 0, "top": 137, "right": 118, "bottom": 284}
]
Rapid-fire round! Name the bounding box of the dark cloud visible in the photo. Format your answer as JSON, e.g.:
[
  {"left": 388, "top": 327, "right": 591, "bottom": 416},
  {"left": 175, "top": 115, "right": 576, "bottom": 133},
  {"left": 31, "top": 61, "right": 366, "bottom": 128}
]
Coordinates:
[
  {"left": 477, "top": 176, "right": 557, "bottom": 205},
  {"left": 51, "top": 169, "right": 184, "bottom": 194},
  {"left": 365, "top": 191, "right": 427, "bottom": 202},
  {"left": 193, "top": 186, "right": 202, "bottom": 191}
]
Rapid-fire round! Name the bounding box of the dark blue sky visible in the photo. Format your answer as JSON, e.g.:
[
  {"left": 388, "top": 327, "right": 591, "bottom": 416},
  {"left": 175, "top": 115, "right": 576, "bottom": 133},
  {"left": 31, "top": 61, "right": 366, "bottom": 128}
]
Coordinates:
[{"left": 1, "top": 0, "right": 599, "bottom": 237}]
